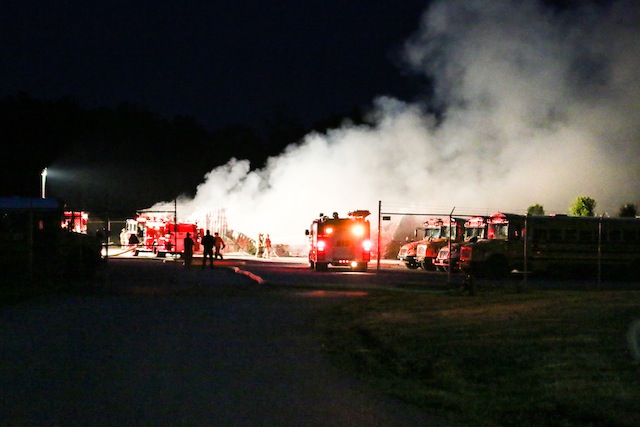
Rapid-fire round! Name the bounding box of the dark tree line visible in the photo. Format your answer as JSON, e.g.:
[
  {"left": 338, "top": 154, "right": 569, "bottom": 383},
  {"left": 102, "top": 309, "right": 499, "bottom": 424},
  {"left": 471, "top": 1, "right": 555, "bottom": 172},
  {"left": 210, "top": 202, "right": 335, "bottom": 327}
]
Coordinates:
[{"left": 0, "top": 93, "right": 369, "bottom": 215}]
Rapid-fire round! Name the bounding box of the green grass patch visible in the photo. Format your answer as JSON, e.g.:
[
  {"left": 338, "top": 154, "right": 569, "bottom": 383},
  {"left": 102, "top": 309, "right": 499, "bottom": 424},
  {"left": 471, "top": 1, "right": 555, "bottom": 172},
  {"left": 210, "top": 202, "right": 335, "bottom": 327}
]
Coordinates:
[{"left": 320, "top": 288, "right": 640, "bottom": 426}]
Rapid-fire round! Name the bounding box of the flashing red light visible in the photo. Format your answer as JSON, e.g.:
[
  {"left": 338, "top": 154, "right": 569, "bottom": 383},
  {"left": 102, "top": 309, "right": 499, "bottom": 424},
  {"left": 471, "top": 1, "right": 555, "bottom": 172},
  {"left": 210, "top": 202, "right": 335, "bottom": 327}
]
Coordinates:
[
  {"left": 317, "top": 240, "right": 326, "bottom": 252},
  {"left": 362, "top": 239, "right": 372, "bottom": 251}
]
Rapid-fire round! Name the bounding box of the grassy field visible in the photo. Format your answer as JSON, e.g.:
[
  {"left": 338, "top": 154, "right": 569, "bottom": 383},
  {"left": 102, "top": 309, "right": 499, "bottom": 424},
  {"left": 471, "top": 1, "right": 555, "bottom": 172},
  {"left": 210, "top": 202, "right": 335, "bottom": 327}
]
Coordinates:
[{"left": 320, "top": 285, "right": 640, "bottom": 427}]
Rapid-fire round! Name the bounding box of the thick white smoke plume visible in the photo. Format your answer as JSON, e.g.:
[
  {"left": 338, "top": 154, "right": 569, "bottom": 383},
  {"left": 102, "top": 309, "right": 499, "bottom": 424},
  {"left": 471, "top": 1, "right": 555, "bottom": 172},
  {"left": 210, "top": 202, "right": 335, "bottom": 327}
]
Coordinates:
[{"left": 151, "top": 0, "right": 640, "bottom": 248}]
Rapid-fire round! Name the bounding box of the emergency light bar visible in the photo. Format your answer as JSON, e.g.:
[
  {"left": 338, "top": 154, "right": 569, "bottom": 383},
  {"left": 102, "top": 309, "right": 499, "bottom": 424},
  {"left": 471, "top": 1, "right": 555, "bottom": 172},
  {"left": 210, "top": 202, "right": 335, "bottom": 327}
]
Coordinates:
[{"left": 465, "top": 217, "right": 486, "bottom": 227}]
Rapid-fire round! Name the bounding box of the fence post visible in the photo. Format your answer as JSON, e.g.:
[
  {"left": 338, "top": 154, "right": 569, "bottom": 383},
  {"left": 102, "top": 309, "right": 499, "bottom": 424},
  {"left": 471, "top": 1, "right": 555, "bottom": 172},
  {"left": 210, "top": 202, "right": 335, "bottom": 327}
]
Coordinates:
[
  {"left": 377, "top": 200, "right": 381, "bottom": 273},
  {"left": 448, "top": 207, "right": 455, "bottom": 284}
]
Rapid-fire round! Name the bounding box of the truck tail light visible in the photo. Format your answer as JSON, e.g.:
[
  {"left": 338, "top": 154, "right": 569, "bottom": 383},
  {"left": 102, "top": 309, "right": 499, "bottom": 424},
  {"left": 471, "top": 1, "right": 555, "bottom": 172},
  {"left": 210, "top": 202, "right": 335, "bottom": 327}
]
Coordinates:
[
  {"left": 362, "top": 239, "right": 372, "bottom": 251},
  {"left": 317, "top": 240, "right": 326, "bottom": 252}
]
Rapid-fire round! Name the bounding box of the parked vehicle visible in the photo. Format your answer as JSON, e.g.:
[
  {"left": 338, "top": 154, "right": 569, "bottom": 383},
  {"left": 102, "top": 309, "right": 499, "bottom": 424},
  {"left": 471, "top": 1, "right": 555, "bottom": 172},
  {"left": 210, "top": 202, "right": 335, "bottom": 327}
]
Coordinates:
[
  {"left": 132, "top": 212, "right": 202, "bottom": 257},
  {"left": 434, "top": 216, "right": 487, "bottom": 272},
  {"left": 306, "top": 210, "right": 372, "bottom": 272},
  {"left": 414, "top": 217, "right": 465, "bottom": 270},
  {"left": 397, "top": 223, "right": 430, "bottom": 269},
  {"left": 459, "top": 212, "right": 640, "bottom": 278}
]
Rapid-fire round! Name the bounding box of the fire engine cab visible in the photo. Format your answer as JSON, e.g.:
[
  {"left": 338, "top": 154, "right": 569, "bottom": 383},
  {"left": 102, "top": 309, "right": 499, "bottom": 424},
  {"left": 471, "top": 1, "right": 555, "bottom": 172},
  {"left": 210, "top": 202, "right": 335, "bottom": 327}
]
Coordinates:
[
  {"left": 305, "top": 210, "right": 372, "bottom": 272},
  {"left": 62, "top": 211, "right": 88, "bottom": 234},
  {"left": 132, "top": 212, "right": 202, "bottom": 257}
]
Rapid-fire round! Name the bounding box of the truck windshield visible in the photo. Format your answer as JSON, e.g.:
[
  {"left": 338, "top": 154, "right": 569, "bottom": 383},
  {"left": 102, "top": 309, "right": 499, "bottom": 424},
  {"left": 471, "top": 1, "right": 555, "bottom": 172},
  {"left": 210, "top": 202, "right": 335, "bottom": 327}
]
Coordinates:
[
  {"left": 442, "top": 225, "right": 456, "bottom": 239},
  {"left": 425, "top": 227, "right": 441, "bottom": 239},
  {"left": 488, "top": 223, "right": 509, "bottom": 240},
  {"left": 465, "top": 227, "right": 485, "bottom": 240}
]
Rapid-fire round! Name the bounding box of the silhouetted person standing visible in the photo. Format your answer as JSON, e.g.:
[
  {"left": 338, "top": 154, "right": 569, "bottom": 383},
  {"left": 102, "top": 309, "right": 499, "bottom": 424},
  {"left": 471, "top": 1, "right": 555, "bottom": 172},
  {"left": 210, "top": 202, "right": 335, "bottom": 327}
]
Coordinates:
[
  {"left": 183, "top": 232, "right": 194, "bottom": 269},
  {"left": 128, "top": 233, "right": 139, "bottom": 248},
  {"left": 201, "top": 230, "right": 215, "bottom": 269},
  {"left": 214, "top": 232, "right": 225, "bottom": 260},
  {"left": 257, "top": 233, "right": 264, "bottom": 257}
]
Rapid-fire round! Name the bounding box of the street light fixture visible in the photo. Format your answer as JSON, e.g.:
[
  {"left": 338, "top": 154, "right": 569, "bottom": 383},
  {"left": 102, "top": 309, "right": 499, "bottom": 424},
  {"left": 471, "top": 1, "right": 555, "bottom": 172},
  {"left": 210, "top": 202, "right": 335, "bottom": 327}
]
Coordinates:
[{"left": 41, "top": 167, "right": 47, "bottom": 198}]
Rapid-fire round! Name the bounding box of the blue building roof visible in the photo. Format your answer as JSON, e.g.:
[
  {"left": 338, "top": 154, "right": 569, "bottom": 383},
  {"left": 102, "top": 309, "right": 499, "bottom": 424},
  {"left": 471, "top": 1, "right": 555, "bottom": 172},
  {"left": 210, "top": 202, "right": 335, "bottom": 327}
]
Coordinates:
[{"left": 0, "top": 197, "right": 63, "bottom": 211}]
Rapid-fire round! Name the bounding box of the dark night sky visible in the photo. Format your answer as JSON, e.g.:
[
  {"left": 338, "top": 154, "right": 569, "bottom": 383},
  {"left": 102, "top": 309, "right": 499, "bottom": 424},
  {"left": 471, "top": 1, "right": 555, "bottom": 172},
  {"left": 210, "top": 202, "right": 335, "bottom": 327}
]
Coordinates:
[
  {"left": 1, "top": 0, "right": 431, "bottom": 131},
  {"left": 4, "top": 0, "right": 635, "bottom": 226}
]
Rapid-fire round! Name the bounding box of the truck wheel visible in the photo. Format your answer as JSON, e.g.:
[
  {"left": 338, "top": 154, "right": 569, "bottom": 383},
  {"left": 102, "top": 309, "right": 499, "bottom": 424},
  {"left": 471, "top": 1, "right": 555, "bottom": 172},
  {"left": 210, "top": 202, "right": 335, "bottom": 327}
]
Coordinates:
[
  {"left": 421, "top": 259, "right": 436, "bottom": 271},
  {"left": 309, "top": 260, "right": 315, "bottom": 270},
  {"left": 315, "top": 262, "right": 328, "bottom": 271},
  {"left": 405, "top": 262, "right": 419, "bottom": 270},
  {"left": 353, "top": 263, "right": 367, "bottom": 272}
]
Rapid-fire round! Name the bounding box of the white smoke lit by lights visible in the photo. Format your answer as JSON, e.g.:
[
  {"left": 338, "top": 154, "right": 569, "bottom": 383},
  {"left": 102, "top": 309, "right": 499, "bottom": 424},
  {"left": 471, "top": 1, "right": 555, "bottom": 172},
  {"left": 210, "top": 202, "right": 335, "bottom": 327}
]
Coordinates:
[{"left": 150, "top": 0, "right": 640, "bottom": 247}]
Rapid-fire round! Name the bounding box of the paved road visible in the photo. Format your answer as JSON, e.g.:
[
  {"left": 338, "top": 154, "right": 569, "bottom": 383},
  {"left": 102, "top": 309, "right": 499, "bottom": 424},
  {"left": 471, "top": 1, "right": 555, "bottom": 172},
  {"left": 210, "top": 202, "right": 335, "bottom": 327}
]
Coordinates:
[
  {"left": 232, "top": 256, "right": 460, "bottom": 290},
  {"left": 1, "top": 258, "right": 446, "bottom": 426}
]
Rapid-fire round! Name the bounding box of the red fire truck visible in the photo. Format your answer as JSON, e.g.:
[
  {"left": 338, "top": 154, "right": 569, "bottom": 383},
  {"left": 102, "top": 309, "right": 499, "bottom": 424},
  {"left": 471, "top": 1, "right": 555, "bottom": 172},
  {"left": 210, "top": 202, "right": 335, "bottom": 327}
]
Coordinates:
[
  {"left": 305, "top": 210, "right": 372, "bottom": 272},
  {"left": 62, "top": 211, "right": 88, "bottom": 234},
  {"left": 133, "top": 212, "right": 202, "bottom": 257}
]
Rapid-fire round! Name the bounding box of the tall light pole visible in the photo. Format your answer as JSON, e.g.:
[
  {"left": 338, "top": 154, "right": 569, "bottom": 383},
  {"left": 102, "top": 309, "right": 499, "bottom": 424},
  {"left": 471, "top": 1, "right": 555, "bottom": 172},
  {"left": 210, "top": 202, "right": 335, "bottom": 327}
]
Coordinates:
[{"left": 41, "top": 167, "right": 48, "bottom": 198}]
